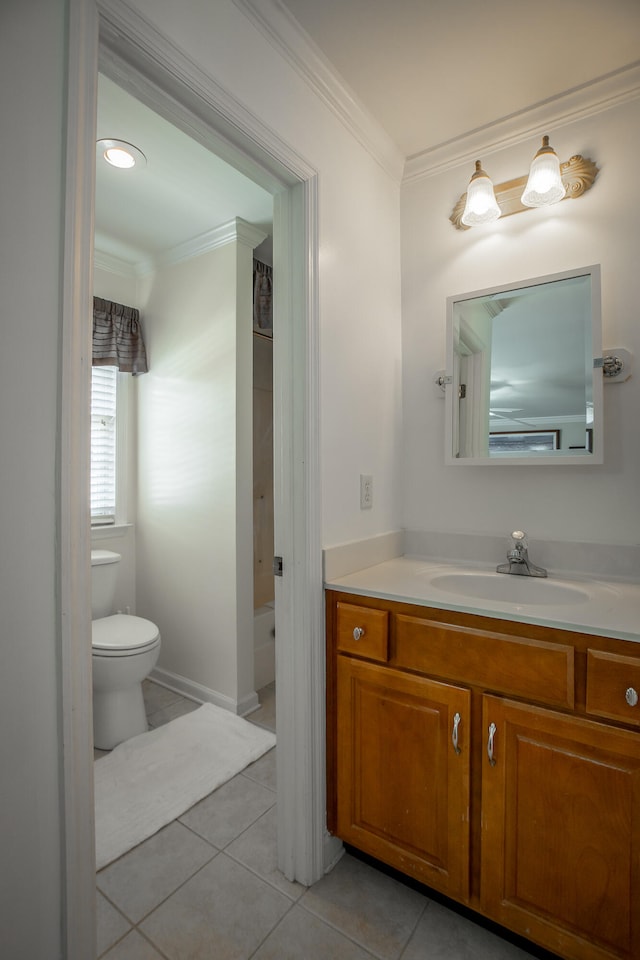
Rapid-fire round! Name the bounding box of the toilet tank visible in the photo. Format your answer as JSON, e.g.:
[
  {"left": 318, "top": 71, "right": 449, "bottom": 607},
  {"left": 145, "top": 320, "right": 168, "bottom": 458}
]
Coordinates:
[{"left": 90, "top": 550, "right": 121, "bottom": 619}]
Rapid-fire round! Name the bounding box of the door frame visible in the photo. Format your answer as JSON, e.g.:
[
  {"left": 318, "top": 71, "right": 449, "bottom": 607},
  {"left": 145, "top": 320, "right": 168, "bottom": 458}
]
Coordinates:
[{"left": 61, "top": 1, "right": 330, "bottom": 955}]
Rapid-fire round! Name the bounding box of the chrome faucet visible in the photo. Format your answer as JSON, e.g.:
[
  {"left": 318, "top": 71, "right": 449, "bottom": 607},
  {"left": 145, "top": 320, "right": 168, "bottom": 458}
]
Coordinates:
[{"left": 496, "top": 531, "right": 547, "bottom": 578}]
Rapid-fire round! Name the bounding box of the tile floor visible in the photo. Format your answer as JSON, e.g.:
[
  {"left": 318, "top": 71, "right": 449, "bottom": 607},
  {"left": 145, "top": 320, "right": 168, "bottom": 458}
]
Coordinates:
[{"left": 95, "top": 680, "right": 549, "bottom": 960}]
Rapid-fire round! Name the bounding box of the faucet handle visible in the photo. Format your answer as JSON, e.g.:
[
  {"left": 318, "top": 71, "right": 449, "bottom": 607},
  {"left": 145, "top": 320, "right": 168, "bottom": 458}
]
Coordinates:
[{"left": 510, "top": 530, "right": 528, "bottom": 551}]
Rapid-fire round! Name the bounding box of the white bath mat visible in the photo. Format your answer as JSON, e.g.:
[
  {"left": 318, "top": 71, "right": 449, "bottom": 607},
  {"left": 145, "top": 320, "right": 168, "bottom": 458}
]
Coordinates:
[{"left": 94, "top": 702, "right": 276, "bottom": 870}]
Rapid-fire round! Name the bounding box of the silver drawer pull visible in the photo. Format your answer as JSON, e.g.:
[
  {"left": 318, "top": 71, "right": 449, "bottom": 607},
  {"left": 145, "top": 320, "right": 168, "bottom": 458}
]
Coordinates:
[
  {"left": 452, "top": 712, "right": 461, "bottom": 755},
  {"left": 625, "top": 687, "right": 639, "bottom": 707},
  {"left": 352, "top": 626, "right": 365, "bottom": 641},
  {"left": 487, "top": 722, "right": 497, "bottom": 766}
]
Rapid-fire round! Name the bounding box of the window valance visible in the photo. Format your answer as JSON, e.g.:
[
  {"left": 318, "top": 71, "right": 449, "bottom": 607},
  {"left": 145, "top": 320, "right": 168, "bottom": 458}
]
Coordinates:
[{"left": 93, "top": 297, "right": 148, "bottom": 375}]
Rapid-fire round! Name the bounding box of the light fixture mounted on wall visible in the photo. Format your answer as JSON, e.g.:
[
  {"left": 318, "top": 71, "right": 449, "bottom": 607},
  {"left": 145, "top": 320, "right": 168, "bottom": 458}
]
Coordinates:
[
  {"left": 450, "top": 135, "right": 598, "bottom": 230},
  {"left": 460, "top": 161, "right": 501, "bottom": 227}
]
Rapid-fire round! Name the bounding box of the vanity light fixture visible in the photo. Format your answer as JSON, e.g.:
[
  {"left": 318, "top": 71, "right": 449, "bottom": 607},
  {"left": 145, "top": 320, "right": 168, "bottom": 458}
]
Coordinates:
[
  {"left": 97, "top": 139, "right": 147, "bottom": 170},
  {"left": 450, "top": 136, "right": 598, "bottom": 230},
  {"left": 460, "top": 161, "right": 501, "bottom": 227},
  {"left": 521, "top": 135, "right": 566, "bottom": 207}
]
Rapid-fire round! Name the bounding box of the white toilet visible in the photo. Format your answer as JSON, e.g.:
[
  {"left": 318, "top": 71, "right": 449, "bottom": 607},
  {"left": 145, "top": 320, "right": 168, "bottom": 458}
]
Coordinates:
[{"left": 91, "top": 550, "right": 161, "bottom": 750}]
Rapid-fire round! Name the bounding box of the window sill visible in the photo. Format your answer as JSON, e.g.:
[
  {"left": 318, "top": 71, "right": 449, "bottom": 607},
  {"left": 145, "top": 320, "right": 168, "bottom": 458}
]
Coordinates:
[{"left": 91, "top": 523, "right": 133, "bottom": 541}]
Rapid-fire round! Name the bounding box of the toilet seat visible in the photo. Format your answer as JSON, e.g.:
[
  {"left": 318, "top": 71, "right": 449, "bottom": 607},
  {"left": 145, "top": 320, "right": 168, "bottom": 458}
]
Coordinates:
[{"left": 92, "top": 613, "right": 160, "bottom": 657}]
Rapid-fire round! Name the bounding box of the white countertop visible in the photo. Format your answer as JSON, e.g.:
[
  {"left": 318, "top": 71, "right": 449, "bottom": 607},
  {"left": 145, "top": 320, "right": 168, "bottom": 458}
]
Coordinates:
[{"left": 326, "top": 557, "right": 640, "bottom": 643}]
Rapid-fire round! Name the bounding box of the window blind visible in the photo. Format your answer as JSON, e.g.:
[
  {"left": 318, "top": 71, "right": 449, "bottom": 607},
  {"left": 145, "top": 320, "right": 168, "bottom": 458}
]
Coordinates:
[{"left": 91, "top": 365, "right": 117, "bottom": 523}]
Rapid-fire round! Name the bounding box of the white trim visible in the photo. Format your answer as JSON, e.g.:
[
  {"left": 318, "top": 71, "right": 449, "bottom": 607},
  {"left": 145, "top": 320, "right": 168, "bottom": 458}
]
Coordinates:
[
  {"left": 154, "top": 217, "right": 267, "bottom": 272},
  {"left": 91, "top": 521, "right": 134, "bottom": 540},
  {"left": 114, "top": 370, "right": 130, "bottom": 524},
  {"left": 234, "top": 4, "right": 640, "bottom": 187},
  {"left": 93, "top": 245, "right": 142, "bottom": 277},
  {"left": 96, "top": 217, "right": 268, "bottom": 277},
  {"left": 272, "top": 177, "right": 328, "bottom": 884},
  {"left": 149, "top": 667, "right": 259, "bottom": 717},
  {"left": 404, "top": 60, "right": 640, "bottom": 183},
  {"left": 233, "top": 0, "right": 404, "bottom": 184},
  {"left": 60, "top": 2, "right": 99, "bottom": 958},
  {"left": 98, "top": 0, "right": 315, "bottom": 187}
]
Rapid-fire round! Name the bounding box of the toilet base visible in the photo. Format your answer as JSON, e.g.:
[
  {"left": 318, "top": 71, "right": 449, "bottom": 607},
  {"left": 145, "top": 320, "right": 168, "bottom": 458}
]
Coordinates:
[{"left": 93, "top": 682, "right": 148, "bottom": 751}]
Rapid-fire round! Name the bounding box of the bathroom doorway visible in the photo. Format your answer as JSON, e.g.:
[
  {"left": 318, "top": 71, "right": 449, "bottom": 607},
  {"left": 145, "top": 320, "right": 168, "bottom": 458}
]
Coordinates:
[
  {"left": 94, "top": 69, "right": 274, "bottom": 720},
  {"left": 60, "top": 10, "right": 326, "bottom": 954},
  {"left": 94, "top": 8, "right": 326, "bottom": 881}
]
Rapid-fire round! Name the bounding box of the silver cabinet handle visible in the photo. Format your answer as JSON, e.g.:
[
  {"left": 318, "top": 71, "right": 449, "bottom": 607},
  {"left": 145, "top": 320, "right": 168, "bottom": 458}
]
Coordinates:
[
  {"left": 626, "top": 687, "right": 639, "bottom": 707},
  {"left": 452, "top": 712, "right": 461, "bottom": 755},
  {"left": 352, "top": 626, "right": 365, "bottom": 641},
  {"left": 487, "top": 722, "right": 497, "bottom": 766}
]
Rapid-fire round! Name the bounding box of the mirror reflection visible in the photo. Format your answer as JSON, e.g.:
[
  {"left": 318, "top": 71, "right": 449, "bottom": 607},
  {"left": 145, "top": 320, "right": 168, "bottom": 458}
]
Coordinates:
[{"left": 445, "top": 266, "right": 602, "bottom": 464}]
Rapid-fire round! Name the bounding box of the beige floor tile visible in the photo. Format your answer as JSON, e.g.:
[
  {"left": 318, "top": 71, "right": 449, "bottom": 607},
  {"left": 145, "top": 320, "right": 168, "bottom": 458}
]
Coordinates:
[
  {"left": 100, "top": 930, "right": 166, "bottom": 959},
  {"left": 142, "top": 680, "right": 183, "bottom": 714},
  {"left": 253, "top": 904, "right": 378, "bottom": 960},
  {"left": 96, "top": 890, "right": 131, "bottom": 958},
  {"left": 402, "top": 900, "right": 537, "bottom": 959},
  {"left": 140, "top": 853, "right": 291, "bottom": 960},
  {"left": 146, "top": 696, "right": 200, "bottom": 729},
  {"left": 225, "top": 805, "right": 305, "bottom": 900},
  {"left": 300, "top": 854, "right": 426, "bottom": 960},
  {"left": 242, "top": 745, "right": 276, "bottom": 792},
  {"left": 179, "top": 771, "right": 276, "bottom": 849},
  {"left": 97, "top": 821, "right": 217, "bottom": 923}
]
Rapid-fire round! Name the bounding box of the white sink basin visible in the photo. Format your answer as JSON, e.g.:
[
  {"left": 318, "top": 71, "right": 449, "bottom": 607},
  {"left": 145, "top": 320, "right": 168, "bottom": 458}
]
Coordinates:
[{"left": 430, "top": 573, "right": 590, "bottom": 606}]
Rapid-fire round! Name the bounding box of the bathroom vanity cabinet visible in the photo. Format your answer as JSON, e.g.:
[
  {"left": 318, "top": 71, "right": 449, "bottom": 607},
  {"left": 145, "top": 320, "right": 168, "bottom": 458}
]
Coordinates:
[{"left": 326, "top": 590, "right": 640, "bottom": 960}]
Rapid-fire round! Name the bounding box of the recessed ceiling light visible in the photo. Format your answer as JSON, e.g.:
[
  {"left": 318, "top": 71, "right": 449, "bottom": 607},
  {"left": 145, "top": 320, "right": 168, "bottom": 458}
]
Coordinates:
[{"left": 97, "top": 139, "right": 147, "bottom": 169}]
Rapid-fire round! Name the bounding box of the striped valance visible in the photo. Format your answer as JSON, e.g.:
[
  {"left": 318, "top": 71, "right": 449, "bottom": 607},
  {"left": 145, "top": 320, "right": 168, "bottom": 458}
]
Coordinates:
[{"left": 93, "top": 297, "right": 148, "bottom": 375}]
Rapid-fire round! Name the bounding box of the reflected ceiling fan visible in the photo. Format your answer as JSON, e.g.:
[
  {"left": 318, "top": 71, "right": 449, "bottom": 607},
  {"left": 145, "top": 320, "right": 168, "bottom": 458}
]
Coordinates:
[{"left": 489, "top": 407, "right": 535, "bottom": 428}]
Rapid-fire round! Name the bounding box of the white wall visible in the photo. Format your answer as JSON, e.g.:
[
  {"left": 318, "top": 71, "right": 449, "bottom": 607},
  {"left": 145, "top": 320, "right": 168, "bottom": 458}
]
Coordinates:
[
  {"left": 94, "top": 265, "right": 138, "bottom": 305},
  {"left": 401, "top": 97, "right": 640, "bottom": 545},
  {"left": 0, "top": 1, "right": 66, "bottom": 956},
  {"left": 136, "top": 233, "right": 256, "bottom": 711},
  {"left": 127, "top": 0, "right": 404, "bottom": 550}
]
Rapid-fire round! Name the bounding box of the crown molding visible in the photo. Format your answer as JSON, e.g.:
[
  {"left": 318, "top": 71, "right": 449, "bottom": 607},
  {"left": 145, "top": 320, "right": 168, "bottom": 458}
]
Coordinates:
[
  {"left": 232, "top": 0, "right": 404, "bottom": 183},
  {"left": 98, "top": 0, "right": 318, "bottom": 189},
  {"left": 93, "top": 246, "right": 146, "bottom": 278},
  {"left": 404, "top": 60, "right": 640, "bottom": 184},
  {"left": 155, "top": 216, "right": 268, "bottom": 269},
  {"left": 95, "top": 217, "right": 267, "bottom": 278}
]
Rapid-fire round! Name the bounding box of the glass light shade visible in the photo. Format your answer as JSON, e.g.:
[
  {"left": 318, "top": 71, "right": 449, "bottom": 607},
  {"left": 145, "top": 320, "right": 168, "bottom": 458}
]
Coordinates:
[
  {"left": 461, "top": 161, "right": 501, "bottom": 226},
  {"left": 521, "top": 136, "right": 566, "bottom": 207}
]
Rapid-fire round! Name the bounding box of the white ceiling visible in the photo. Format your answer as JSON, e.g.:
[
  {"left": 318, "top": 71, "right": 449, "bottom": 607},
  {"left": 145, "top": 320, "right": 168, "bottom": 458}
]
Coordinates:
[
  {"left": 278, "top": 0, "right": 640, "bottom": 159},
  {"left": 95, "top": 2, "right": 640, "bottom": 268},
  {"left": 95, "top": 75, "right": 274, "bottom": 270}
]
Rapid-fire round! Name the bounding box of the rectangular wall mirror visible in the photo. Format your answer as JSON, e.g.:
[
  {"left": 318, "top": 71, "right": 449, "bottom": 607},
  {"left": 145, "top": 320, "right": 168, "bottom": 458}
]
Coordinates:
[{"left": 445, "top": 264, "right": 603, "bottom": 465}]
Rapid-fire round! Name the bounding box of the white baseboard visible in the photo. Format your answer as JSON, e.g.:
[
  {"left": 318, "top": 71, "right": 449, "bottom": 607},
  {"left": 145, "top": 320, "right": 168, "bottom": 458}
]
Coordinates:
[{"left": 149, "top": 666, "right": 259, "bottom": 717}]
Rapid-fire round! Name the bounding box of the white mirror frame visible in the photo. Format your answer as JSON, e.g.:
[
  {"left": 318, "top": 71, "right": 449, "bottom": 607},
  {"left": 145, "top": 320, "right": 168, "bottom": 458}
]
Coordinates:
[{"left": 444, "top": 265, "right": 603, "bottom": 466}]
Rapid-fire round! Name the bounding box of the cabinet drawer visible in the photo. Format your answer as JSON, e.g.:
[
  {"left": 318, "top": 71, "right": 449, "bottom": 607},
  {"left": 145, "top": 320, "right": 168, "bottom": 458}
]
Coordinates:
[
  {"left": 336, "top": 602, "right": 389, "bottom": 662},
  {"left": 586, "top": 649, "right": 640, "bottom": 728},
  {"left": 395, "top": 614, "right": 574, "bottom": 708}
]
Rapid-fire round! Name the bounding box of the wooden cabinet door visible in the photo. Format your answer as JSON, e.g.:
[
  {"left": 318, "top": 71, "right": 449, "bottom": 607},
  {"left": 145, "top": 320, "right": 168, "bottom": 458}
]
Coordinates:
[
  {"left": 481, "top": 695, "right": 640, "bottom": 960},
  {"left": 336, "top": 656, "right": 471, "bottom": 901}
]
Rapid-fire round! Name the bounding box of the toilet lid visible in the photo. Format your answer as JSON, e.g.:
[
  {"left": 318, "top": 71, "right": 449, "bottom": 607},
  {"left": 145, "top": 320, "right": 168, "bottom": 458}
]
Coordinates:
[{"left": 92, "top": 613, "right": 160, "bottom": 652}]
